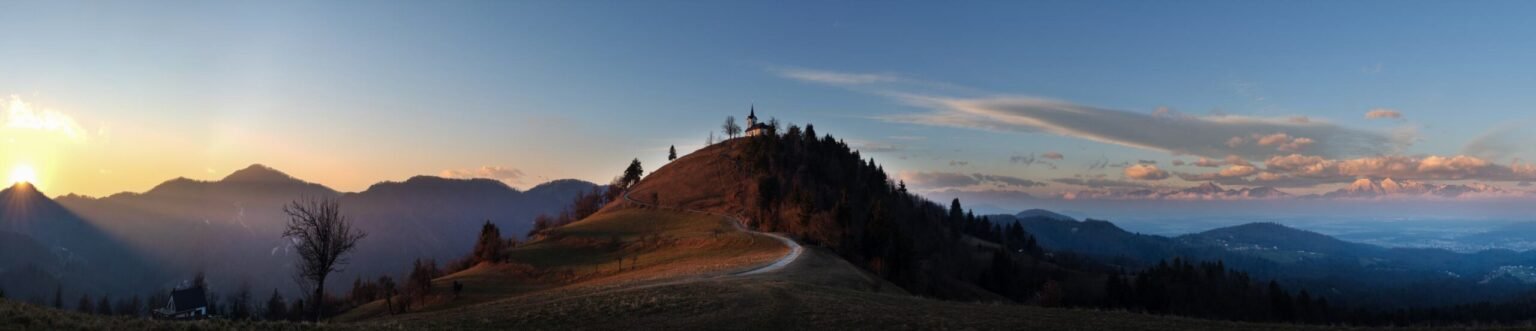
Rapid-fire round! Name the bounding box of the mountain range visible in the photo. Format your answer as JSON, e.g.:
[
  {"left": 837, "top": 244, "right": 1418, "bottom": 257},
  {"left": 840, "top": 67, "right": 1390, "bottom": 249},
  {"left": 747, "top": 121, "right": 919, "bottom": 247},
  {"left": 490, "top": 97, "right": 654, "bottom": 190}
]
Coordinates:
[
  {"left": 2, "top": 164, "right": 598, "bottom": 300},
  {"left": 1057, "top": 179, "right": 1523, "bottom": 201},
  {"left": 1316, "top": 178, "right": 1517, "bottom": 199},
  {"left": 989, "top": 209, "right": 1536, "bottom": 309},
  {"left": 1062, "top": 182, "right": 1290, "bottom": 200}
]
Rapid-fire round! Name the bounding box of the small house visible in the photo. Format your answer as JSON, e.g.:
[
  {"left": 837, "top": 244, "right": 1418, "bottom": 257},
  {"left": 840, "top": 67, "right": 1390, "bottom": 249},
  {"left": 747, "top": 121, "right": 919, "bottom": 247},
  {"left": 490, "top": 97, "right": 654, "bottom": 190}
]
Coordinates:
[{"left": 153, "top": 286, "right": 209, "bottom": 320}]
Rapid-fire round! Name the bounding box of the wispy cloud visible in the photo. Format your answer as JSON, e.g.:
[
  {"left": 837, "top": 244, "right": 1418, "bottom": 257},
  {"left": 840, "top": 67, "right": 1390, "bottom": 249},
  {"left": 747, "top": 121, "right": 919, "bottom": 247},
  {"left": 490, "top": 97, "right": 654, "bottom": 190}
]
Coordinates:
[
  {"left": 773, "top": 67, "right": 908, "bottom": 86},
  {"left": 882, "top": 96, "right": 1404, "bottom": 160},
  {"left": 440, "top": 166, "right": 527, "bottom": 186},
  {"left": 899, "top": 171, "right": 1046, "bottom": 191},
  {"left": 1365, "top": 108, "right": 1403, "bottom": 120}
]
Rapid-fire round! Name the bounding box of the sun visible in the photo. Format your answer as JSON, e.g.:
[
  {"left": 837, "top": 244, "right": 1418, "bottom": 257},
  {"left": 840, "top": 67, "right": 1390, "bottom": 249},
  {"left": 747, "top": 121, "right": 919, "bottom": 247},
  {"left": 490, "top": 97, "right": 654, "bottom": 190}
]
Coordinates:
[{"left": 9, "top": 164, "right": 38, "bottom": 186}]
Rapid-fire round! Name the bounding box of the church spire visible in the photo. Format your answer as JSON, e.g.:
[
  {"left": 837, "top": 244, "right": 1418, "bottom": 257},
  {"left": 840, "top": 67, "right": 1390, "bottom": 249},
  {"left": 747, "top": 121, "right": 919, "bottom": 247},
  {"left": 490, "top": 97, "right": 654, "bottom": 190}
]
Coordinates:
[{"left": 749, "top": 104, "right": 756, "bottom": 119}]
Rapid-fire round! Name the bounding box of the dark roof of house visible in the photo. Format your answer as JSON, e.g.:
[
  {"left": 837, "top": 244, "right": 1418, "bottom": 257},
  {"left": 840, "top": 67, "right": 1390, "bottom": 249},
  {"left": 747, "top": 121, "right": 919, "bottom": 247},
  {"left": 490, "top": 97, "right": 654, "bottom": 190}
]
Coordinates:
[
  {"left": 170, "top": 286, "right": 208, "bottom": 311},
  {"left": 747, "top": 122, "right": 771, "bottom": 131}
]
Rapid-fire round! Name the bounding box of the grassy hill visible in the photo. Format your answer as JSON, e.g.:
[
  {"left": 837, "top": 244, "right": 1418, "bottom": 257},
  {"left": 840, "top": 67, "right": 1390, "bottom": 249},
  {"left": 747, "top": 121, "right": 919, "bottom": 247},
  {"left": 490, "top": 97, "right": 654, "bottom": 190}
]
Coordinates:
[
  {"left": 0, "top": 298, "right": 350, "bottom": 331},
  {"left": 336, "top": 206, "right": 789, "bottom": 321}
]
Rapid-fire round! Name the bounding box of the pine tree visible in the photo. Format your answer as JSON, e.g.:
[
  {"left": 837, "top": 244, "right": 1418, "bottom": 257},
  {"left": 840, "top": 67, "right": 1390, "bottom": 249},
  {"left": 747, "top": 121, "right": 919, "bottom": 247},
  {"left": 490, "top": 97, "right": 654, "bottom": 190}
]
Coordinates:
[
  {"left": 948, "top": 199, "right": 964, "bottom": 228},
  {"left": 668, "top": 145, "right": 677, "bottom": 161},
  {"left": 619, "top": 159, "right": 645, "bottom": 191},
  {"left": 264, "top": 290, "right": 287, "bottom": 321},
  {"left": 97, "top": 295, "right": 112, "bottom": 315},
  {"left": 473, "top": 220, "right": 505, "bottom": 263},
  {"left": 53, "top": 285, "right": 62, "bottom": 309},
  {"left": 78, "top": 294, "right": 92, "bottom": 314}
]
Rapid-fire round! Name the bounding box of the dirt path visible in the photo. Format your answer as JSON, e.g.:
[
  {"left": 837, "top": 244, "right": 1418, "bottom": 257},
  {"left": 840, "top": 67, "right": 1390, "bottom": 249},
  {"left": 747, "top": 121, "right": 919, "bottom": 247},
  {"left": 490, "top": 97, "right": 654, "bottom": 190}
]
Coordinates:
[{"left": 621, "top": 190, "right": 803, "bottom": 276}]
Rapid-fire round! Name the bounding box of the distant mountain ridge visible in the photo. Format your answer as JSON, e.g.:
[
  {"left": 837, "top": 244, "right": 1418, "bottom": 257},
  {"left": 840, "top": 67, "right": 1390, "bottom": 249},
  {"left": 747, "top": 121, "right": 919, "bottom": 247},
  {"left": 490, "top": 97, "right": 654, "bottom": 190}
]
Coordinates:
[
  {"left": 1313, "top": 178, "right": 1516, "bottom": 199},
  {"left": 0, "top": 183, "right": 159, "bottom": 301},
  {"left": 1063, "top": 182, "right": 1292, "bottom": 200},
  {"left": 990, "top": 207, "right": 1536, "bottom": 308},
  {"left": 44, "top": 164, "right": 599, "bottom": 298},
  {"left": 1056, "top": 179, "right": 1529, "bottom": 201}
]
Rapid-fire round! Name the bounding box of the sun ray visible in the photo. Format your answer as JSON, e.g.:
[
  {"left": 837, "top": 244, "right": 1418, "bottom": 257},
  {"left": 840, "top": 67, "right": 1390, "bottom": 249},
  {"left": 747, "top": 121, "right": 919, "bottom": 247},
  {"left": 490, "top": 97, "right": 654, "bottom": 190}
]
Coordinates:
[{"left": 8, "top": 163, "right": 38, "bottom": 186}]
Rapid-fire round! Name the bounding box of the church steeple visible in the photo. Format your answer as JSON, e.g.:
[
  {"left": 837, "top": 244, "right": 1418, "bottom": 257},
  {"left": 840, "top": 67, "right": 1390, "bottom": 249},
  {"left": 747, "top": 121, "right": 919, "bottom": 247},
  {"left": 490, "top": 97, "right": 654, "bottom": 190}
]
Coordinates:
[{"left": 747, "top": 104, "right": 758, "bottom": 126}]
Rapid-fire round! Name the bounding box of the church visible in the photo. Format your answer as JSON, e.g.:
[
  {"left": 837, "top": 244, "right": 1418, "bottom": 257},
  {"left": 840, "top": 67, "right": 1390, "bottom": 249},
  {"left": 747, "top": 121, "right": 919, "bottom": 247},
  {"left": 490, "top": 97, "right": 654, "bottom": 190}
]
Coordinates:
[{"left": 744, "top": 105, "right": 772, "bottom": 137}]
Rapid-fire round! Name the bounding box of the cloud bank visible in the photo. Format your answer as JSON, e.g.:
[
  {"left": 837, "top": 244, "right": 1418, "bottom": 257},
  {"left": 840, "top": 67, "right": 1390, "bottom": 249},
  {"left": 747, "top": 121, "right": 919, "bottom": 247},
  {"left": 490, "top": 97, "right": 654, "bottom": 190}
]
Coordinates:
[
  {"left": 883, "top": 96, "right": 1405, "bottom": 160},
  {"left": 440, "top": 166, "right": 527, "bottom": 186}
]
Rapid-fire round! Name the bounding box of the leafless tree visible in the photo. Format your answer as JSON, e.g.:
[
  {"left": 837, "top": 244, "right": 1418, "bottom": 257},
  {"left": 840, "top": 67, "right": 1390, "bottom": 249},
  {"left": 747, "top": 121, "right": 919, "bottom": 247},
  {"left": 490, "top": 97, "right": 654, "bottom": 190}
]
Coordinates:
[
  {"left": 723, "top": 116, "right": 741, "bottom": 139},
  {"left": 282, "top": 196, "right": 366, "bottom": 322}
]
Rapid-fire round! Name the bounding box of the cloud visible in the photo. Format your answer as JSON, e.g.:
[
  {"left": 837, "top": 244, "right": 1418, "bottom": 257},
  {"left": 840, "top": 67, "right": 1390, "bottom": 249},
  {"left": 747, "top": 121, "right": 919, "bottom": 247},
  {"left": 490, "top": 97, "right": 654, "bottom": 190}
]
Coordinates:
[
  {"left": 1176, "top": 165, "right": 1259, "bottom": 181},
  {"left": 1009, "top": 153, "right": 1058, "bottom": 169},
  {"left": 2, "top": 95, "right": 89, "bottom": 142},
  {"left": 772, "top": 67, "right": 907, "bottom": 86},
  {"left": 900, "top": 171, "right": 1046, "bottom": 191},
  {"left": 948, "top": 160, "right": 970, "bottom": 167},
  {"left": 1051, "top": 176, "right": 1159, "bottom": 189},
  {"left": 1172, "top": 160, "right": 1186, "bottom": 166},
  {"left": 1087, "top": 157, "right": 1111, "bottom": 170},
  {"left": 440, "top": 166, "right": 527, "bottom": 186},
  {"left": 852, "top": 140, "right": 903, "bottom": 153},
  {"left": 1124, "top": 164, "right": 1170, "bottom": 180},
  {"left": 1365, "top": 108, "right": 1403, "bottom": 120},
  {"left": 881, "top": 96, "right": 1402, "bottom": 159},
  {"left": 1257, "top": 153, "right": 1536, "bottom": 183},
  {"left": 1462, "top": 120, "right": 1535, "bottom": 160},
  {"left": 1041, "top": 152, "right": 1064, "bottom": 160}
]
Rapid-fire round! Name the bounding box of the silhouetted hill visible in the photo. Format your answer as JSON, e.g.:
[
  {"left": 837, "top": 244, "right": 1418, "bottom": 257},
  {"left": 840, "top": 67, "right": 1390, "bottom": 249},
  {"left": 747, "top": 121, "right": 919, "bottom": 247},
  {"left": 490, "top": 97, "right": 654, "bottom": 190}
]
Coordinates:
[
  {"left": 625, "top": 132, "right": 1098, "bottom": 304},
  {"left": 52, "top": 166, "right": 597, "bottom": 298},
  {"left": 221, "top": 163, "right": 303, "bottom": 183},
  {"left": 1005, "top": 215, "right": 1184, "bottom": 266},
  {"left": 1178, "top": 222, "right": 1383, "bottom": 258},
  {"left": 0, "top": 183, "right": 158, "bottom": 301},
  {"left": 1016, "top": 208, "right": 1074, "bottom": 221}
]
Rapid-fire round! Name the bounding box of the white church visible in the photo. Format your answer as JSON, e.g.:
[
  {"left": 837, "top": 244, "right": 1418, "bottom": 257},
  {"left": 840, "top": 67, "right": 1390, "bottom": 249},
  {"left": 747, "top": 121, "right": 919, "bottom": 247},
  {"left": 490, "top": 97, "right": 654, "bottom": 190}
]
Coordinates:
[{"left": 744, "top": 105, "right": 772, "bottom": 137}]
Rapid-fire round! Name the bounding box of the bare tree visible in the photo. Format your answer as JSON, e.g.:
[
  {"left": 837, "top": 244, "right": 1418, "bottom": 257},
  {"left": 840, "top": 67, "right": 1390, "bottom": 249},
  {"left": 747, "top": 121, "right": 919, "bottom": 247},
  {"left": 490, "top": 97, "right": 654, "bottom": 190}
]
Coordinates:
[
  {"left": 707, "top": 131, "right": 716, "bottom": 145},
  {"left": 282, "top": 196, "right": 367, "bottom": 322},
  {"left": 377, "top": 276, "right": 396, "bottom": 314},
  {"left": 723, "top": 116, "right": 741, "bottom": 139}
]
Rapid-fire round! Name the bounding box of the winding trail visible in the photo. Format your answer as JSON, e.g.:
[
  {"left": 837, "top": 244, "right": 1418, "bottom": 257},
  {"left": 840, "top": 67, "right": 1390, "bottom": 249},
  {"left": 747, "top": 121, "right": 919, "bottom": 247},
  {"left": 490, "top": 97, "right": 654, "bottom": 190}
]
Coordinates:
[{"left": 621, "top": 190, "right": 803, "bottom": 276}]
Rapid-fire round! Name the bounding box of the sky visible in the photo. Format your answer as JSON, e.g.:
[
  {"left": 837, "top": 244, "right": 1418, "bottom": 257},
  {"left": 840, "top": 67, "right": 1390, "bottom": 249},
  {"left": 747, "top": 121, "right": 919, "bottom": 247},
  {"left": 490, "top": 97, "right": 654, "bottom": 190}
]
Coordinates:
[{"left": 5, "top": 1, "right": 1536, "bottom": 208}]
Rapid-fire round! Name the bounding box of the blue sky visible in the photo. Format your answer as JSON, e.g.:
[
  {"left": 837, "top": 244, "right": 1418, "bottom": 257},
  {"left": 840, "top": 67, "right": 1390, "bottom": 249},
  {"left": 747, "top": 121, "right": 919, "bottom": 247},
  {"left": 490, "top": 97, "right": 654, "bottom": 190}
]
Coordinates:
[{"left": 4, "top": 1, "right": 1536, "bottom": 202}]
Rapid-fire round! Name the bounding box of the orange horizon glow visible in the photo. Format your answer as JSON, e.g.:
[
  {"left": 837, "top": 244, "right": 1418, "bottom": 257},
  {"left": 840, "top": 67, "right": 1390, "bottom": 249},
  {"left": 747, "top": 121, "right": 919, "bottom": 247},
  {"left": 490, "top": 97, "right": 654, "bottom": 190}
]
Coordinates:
[{"left": 8, "top": 164, "right": 38, "bottom": 187}]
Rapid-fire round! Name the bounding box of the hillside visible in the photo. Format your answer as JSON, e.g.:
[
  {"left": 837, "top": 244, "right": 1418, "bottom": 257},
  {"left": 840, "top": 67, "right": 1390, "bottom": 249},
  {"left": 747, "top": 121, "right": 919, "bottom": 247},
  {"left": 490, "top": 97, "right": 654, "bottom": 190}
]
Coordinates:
[
  {"left": 326, "top": 133, "right": 1523, "bottom": 329},
  {"left": 0, "top": 183, "right": 158, "bottom": 301},
  {"left": 336, "top": 205, "right": 803, "bottom": 322},
  {"left": 48, "top": 165, "right": 598, "bottom": 299}
]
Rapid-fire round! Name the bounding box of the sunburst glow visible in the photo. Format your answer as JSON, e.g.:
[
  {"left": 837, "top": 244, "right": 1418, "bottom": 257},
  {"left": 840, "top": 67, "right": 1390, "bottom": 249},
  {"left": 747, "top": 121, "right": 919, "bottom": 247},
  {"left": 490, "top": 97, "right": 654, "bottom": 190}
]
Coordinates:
[{"left": 8, "top": 164, "right": 37, "bottom": 186}]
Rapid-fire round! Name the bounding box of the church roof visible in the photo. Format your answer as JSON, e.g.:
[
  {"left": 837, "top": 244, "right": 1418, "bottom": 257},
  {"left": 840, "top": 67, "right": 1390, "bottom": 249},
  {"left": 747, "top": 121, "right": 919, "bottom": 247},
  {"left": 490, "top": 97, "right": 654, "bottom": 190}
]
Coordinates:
[
  {"left": 749, "top": 105, "right": 756, "bottom": 119},
  {"left": 169, "top": 286, "right": 208, "bottom": 312}
]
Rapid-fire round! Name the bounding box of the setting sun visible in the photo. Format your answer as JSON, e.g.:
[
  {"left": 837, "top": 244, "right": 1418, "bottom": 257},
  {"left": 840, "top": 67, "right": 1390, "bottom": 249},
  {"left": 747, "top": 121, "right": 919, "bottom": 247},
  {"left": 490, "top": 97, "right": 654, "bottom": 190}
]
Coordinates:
[{"left": 9, "top": 164, "right": 37, "bottom": 186}]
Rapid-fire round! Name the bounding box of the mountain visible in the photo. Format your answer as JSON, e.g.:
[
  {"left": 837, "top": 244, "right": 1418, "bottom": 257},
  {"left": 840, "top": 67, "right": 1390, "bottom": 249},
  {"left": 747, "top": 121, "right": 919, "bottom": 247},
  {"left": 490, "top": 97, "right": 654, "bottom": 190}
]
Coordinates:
[
  {"left": 0, "top": 183, "right": 159, "bottom": 301},
  {"left": 1319, "top": 178, "right": 1518, "bottom": 199},
  {"left": 1063, "top": 182, "right": 1291, "bottom": 200},
  {"left": 991, "top": 213, "right": 1184, "bottom": 265},
  {"left": 1015, "top": 208, "right": 1074, "bottom": 221},
  {"left": 52, "top": 165, "right": 599, "bottom": 297},
  {"left": 1176, "top": 222, "right": 1385, "bottom": 261}
]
